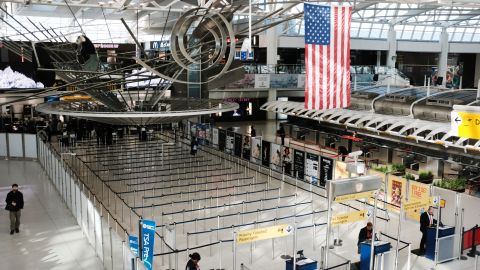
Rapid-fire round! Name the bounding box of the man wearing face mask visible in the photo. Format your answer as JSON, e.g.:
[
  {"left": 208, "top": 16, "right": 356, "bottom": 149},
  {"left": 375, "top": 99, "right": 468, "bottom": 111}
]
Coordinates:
[{"left": 5, "top": 184, "right": 24, "bottom": 235}]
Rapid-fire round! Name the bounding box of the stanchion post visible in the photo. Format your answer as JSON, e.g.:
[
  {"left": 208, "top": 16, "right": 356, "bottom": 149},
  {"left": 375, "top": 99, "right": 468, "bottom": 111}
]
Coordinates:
[
  {"left": 369, "top": 193, "right": 378, "bottom": 270},
  {"left": 233, "top": 231, "right": 237, "bottom": 270}
]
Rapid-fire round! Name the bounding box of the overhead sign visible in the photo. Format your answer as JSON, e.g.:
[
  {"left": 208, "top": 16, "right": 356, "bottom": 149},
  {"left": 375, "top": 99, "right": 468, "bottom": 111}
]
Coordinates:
[
  {"left": 128, "top": 235, "right": 139, "bottom": 256},
  {"left": 327, "top": 176, "right": 381, "bottom": 198},
  {"left": 237, "top": 224, "right": 293, "bottom": 244},
  {"left": 331, "top": 210, "right": 368, "bottom": 225},
  {"left": 451, "top": 110, "right": 480, "bottom": 140},
  {"left": 403, "top": 197, "right": 432, "bottom": 212},
  {"left": 334, "top": 191, "right": 373, "bottom": 203},
  {"left": 141, "top": 219, "right": 156, "bottom": 270}
]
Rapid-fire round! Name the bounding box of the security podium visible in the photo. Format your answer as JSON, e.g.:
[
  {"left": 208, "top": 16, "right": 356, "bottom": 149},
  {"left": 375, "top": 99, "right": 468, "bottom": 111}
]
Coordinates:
[
  {"left": 359, "top": 241, "right": 391, "bottom": 270},
  {"left": 425, "top": 226, "right": 455, "bottom": 261},
  {"left": 285, "top": 258, "right": 317, "bottom": 270}
]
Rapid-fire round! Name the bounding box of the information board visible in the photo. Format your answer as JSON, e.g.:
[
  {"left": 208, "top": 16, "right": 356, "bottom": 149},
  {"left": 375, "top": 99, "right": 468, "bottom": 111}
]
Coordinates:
[
  {"left": 305, "top": 153, "right": 320, "bottom": 185},
  {"left": 293, "top": 149, "right": 305, "bottom": 180}
]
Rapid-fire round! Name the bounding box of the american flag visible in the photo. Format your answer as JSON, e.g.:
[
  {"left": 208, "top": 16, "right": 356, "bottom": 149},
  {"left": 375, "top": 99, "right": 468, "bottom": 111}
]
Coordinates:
[{"left": 304, "top": 4, "right": 352, "bottom": 110}]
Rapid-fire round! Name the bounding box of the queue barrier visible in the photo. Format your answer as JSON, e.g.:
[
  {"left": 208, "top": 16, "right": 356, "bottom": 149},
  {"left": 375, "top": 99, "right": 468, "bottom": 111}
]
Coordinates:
[{"left": 37, "top": 136, "right": 148, "bottom": 270}]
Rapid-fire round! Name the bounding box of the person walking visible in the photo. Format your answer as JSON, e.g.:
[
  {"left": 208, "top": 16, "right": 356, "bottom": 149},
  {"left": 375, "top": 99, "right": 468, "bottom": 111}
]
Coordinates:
[
  {"left": 186, "top": 252, "right": 201, "bottom": 270},
  {"left": 250, "top": 125, "right": 256, "bottom": 137},
  {"left": 5, "top": 184, "right": 24, "bottom": 235}
]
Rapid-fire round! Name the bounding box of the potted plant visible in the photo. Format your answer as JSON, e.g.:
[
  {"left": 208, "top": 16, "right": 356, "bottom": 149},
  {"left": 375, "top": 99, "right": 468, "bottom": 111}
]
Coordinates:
[
  {"left": 434, "top": 178, "right": 466, "bottom": 193},
  {"left": 418, "top": 171, "right": 434, "bottom": 184},
  {"left": 405, "top": 173, "right": 415, "bottom": 181},
  {"left": 374, "top": 166, "right": 391, "bottom": 174},
  {"left": 391, "top": 163, "right": 406, "bottom": 176}
]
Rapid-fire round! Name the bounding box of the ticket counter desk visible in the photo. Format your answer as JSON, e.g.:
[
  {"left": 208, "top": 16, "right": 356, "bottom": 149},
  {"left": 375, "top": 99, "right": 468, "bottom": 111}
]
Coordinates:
[
  {"left": 359, "top": 241, "right": 391, "bottom": 270},
  {"left": 425, "top": 225, "right": 455, "bottom": 261}
]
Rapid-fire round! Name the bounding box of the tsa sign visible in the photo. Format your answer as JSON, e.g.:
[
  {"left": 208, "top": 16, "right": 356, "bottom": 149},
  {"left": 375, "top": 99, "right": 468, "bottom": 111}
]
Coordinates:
[
  {"left": 141, "top": 219, "right": 156, "bottom": 270},
  {"left": 451, "top": 110, "right": 480, "bottom": 140},
  {"left": 129, "top": 235, "right": 139, "bottom": 256}
]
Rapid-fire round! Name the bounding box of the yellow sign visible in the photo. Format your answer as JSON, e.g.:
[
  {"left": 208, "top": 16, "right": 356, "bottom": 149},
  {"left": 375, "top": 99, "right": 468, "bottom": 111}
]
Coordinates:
[
  {"left": 331, "top": 210, "right": 367, "bottom": 225},
  {"left": 451, "top": 111, "right": 480, "bottom": 140},
  {"left": 236, "top": 224, "right": 293, "bottom": 244},
  {"left": 61, "top": 95, "right": 93, "bottom": 101},
  {"left": 335, "top": 191, "right": 373, "bottom": 203},
  {"left": 406, "top": 181, "right": 431, "bottom": 221},
  {"left": 440, "top": 199, "right": 446, "bottom": 208},
  {"left": 403, "top": 197, "right": 432, "bottom": 212}
]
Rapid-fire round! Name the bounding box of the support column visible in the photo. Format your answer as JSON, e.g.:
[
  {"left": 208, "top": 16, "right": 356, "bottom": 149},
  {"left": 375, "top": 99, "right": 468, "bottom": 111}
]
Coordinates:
[
  {"left": 376, "top": 51, "right": 381, "bottom": 69},
  {"left": 266, "top": 26, "right": 278, "bottom": 66},
  {"left": 438, "top": 28, "right": 449, "bottom": 87},
  {"left": 426, "top": 157, "right": 444, "bottom": 178},
  {"left": 474, "top": 54, "right": 480, "bottom": 88},
  {"left": 386, "top": 25, "right": 397, "bottom": 70},
  {"left": 267, "top": 89, "right": 277, "bottom": 120}
]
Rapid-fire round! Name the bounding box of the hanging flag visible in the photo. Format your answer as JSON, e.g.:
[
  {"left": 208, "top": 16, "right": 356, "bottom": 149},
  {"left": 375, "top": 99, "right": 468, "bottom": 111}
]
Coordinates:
[{"left": 304, "top": 4, "right": 352, "bottom": 110}]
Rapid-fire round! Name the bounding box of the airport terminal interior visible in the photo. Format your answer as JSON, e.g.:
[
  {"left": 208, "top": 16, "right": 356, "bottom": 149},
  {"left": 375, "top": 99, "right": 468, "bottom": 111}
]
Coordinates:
[{"left": 1, "top": 0, "right": 480, "bottom": 269}]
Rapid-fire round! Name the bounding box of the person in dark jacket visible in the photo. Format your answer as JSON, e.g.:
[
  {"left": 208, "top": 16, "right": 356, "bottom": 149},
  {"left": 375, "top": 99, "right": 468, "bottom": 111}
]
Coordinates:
[
  {"left": 278, "top": 124, "right": 286, "bottom": 145},
  {"left": 190, "top": 137, "right": 198, "bottom": 156},
  {"left": 5, "top": 184, "right": 24, "bottom": 235},
  {"left": 357, "top": 222, "right": 374, "bottom": 253},
  {"left": 250, "top": 125, "right": 256, "bottom": 137},
  {"left": 186, "top": 252, "right": 201, "bottom": 270},
  {"left": 419, "top": 206, "right": 437, "bottom": 254}
]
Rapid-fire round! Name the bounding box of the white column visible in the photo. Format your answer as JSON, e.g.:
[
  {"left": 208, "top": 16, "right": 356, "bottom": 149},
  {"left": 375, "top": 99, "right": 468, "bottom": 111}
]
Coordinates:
[
  {"left": 267, "top": 89, "right": 277, "bottom": 120},
  {"left": 438, "top": 28, "right": 449, "bottom": 87},
  {"left": 266, "top": 26, "right": 278, "bottom": 66},
  {"left": 386, "top": 25, "right": 397, "bottom": 70},
  {"left": 474, "top": 53, "right": 480, "bottom": 88},
  {"left": 376, "top": 51, "right": 381, "bottom": 69}
]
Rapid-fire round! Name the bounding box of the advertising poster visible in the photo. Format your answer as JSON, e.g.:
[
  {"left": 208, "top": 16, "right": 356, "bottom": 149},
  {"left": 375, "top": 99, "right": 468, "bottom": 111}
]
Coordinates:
[
  {"left": 195, "top": 124, "right": 207, "bottom": 145},
  {"left": 297, "top": 74, "right": 306, "bottom": 88},
  {"left": 270, "top": 74, "right": 298, "bottom": 88},
  {"left": 293, "top": 149, "right": 305, "bottom": 180},
  {"left": 141, "top": 219, "right": 156, "bottom": 270},
  {"left": 255, "top": 74, "right": 271, "bottom": 88},
  {"left": 234, "top": 133, "right": 242, "bottom": 157},
  {"left": 205, "top": 127, "right": 211, "bottom": 146},
  {"left": 242, "top": 135, "right": 251, "bottom": 160},
  {"left": 334, "top": 160, "right": 349, "bottom": 179},
  {"left": 251, "top": 137, "right": 262, "bottom": 164},
  {"left": 305, "top": 153, "right": 320, "bottom": 185},
  {"left": 387, "top": 175, "right": 407, "bottom": 211},
  {"left": 270, "top": 143, "right": 282, "bottom": 172},
  {"left": 225, "top": 74, "right": 255, "bottom": 89},
  {"left": 212, "top": 128, "right": 219, "bottom": 148},
  {"left": 218, "top": 129, "right": 226, "bottom": 151},
  {"left": 262, "top": 140, "right": 271, "bottom": 167},
  {"left": 406, "top": 181, "right": 431, "bottom": 221},
  {"left": 281, "top": 146, "right": 293, "bottom": 176},
  {"left": 226, "top": 131, "right": 234, "bottom": 154},
  {"left": 320, "top": 156, "right": 334, "bottom": 187}
]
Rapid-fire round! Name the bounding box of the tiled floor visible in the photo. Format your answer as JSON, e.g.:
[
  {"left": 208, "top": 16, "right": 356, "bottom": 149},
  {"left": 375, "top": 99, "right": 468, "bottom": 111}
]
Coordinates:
[{"left": 0, "top": 159, "right": 103, "bottom": 270}]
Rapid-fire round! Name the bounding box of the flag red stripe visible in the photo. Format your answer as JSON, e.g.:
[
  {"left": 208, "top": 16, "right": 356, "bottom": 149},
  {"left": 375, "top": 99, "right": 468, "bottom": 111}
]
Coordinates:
[{"left": 305, "top": 44, "right": 309, "bottom": 109}]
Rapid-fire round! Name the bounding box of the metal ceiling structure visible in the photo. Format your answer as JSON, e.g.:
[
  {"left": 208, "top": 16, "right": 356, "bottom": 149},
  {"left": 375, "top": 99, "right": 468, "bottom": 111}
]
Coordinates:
[
  {"left": 1, "top": 0, "right": 480, "bottom": 43},
  {"left": 261, "top": 87, "right": 480, "bottom": 152}
]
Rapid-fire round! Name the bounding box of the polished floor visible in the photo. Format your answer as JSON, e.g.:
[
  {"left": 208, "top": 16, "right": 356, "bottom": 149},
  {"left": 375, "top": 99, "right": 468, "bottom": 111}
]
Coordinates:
[{"left": 0, "top": 160, "right": 103, "bottom": 270}]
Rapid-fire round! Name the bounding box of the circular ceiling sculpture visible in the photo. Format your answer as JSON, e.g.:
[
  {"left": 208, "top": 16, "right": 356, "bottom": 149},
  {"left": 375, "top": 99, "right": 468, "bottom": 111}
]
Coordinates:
[{"left": 36, "top": 98, "right": 239, "bottom": 126}]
